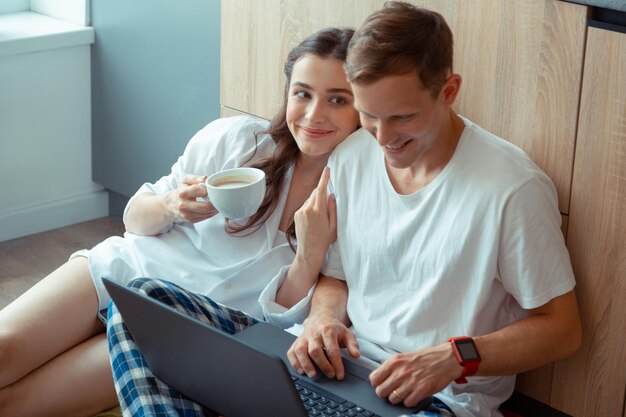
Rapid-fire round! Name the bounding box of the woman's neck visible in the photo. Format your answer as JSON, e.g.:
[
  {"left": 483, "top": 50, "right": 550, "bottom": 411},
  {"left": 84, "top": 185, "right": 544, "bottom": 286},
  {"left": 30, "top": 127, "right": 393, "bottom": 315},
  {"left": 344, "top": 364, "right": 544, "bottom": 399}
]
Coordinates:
[
  {"left": 294, "top": 153, "right": 328, "bottom": 186},
  {"left": 277, "top": 153, "right": 328, "bottom": 233}
]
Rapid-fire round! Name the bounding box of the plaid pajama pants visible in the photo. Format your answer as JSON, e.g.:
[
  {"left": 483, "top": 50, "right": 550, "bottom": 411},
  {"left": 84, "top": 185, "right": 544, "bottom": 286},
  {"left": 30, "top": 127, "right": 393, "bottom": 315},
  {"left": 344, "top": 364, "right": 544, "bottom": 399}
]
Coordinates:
[
  {"left": 106, "top": 277, "right": 455, "bottom": 417},
  {"left": 106, "top": 277, "right": 259, "bottom": 417},
  {"left": 409, "top": 397, "right": 456, "bottom": 416}
]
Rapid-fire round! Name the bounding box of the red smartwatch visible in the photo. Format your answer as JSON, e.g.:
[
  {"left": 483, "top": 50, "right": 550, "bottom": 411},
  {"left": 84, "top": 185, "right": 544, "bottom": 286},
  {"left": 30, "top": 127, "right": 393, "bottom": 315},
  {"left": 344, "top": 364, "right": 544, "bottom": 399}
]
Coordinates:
[{"left": 448, "top": 336, "right": 481, "bottom": 384}]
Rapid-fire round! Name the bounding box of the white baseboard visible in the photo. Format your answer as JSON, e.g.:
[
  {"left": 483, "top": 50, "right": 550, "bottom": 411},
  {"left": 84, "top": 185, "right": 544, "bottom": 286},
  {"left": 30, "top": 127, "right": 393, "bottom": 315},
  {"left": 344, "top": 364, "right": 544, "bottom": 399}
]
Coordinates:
[{"left": 0, "top": 190, "right": 109, "bottom": 243}]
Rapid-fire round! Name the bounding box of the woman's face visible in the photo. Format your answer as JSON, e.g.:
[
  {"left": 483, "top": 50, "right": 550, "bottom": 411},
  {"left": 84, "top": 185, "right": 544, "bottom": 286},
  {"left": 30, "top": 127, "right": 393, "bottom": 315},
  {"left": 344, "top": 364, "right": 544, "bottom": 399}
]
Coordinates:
[{"left": 286, "top": 55, "right": 359, "bottom": 161}]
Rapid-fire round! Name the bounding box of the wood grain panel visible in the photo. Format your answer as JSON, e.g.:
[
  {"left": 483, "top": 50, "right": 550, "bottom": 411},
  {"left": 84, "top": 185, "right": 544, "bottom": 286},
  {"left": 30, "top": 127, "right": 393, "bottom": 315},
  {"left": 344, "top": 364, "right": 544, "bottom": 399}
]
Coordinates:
[
  {"left": 222, "top": 0, "right": 383, "bottom": 121},
  {"left": 550, "top": 26, "right": 626, "bottom": 417},
  {"left": 411, "top": 0, "right": 586, "bottom": 213},
  {"left": 222, "top": 0, "right": 586, "bottom": 213},
  {"left": 221, "top": 0, "right": 282, "bottom": 120},
  {"left": 220, "top": 105, "right": 254, "bottom": 119},
  {"left": 515, "top": 363, "right": 555, "bottom": 405}
]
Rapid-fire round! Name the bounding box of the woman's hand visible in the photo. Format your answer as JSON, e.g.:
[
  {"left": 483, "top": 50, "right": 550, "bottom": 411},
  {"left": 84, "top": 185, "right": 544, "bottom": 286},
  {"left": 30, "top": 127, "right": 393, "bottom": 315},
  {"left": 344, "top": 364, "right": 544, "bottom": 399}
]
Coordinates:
[
  {"left": 293, "top": 167, "right": 337, "bottom": 267},
  {"left": 125, "top": 174, "right": 218, "bottom": 236},
  {"left": 162, "top": 174, "right": 218, "bottom": 224},
  {"left": 275, "top": 167, "right": 337, "bottom": 308}
]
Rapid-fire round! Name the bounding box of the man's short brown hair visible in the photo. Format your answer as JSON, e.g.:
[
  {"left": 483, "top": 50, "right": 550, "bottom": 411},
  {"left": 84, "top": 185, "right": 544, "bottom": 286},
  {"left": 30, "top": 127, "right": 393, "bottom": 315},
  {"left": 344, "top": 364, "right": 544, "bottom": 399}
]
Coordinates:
[{"left": 346, "top": 1, "right": 453, "bottom": 97}]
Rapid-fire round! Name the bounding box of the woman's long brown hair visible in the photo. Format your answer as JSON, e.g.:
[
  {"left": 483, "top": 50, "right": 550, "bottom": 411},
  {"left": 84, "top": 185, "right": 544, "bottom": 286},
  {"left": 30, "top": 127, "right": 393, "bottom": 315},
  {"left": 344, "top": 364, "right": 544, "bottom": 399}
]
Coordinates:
[{"left": 226, "top": 27, "right": 354, "bottom": 251}]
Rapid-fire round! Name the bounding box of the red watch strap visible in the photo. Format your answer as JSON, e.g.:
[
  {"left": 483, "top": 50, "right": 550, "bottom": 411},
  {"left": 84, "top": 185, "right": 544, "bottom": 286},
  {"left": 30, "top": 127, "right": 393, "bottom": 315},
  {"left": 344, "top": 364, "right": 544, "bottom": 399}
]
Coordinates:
[
  {"left": 455, "top": 359, "right": 480, "bottom": 384},
  {"left": 448, "top": 336, "right": 481, "bottom": 384}
]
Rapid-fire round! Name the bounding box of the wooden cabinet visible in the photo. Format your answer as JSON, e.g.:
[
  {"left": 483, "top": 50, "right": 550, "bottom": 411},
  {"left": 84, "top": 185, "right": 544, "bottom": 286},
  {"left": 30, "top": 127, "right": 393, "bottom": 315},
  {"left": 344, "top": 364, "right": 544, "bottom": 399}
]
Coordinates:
[
  {"left": 549, "top": 25, "right": 626, "bottom": 417},
  {"left": 221, "top": 1, "right": 626, "bottom": 416},
  {"left": 221, "top": 0, "right": 587, "bottom": 213}
]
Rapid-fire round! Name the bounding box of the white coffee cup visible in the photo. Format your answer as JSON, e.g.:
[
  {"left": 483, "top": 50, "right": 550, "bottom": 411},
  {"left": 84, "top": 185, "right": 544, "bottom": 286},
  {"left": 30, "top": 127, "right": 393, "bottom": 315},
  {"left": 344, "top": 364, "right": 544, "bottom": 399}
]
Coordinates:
[{"left": 202, "top": 167, "right": 266, "bottom": 219}]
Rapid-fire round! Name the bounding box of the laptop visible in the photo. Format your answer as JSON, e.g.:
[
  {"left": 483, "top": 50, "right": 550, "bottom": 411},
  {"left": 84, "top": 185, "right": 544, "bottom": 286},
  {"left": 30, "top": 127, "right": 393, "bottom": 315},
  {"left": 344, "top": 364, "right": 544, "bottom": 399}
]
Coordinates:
[{"left": 103, "top": 278, "right": 432, "bottom": 417}]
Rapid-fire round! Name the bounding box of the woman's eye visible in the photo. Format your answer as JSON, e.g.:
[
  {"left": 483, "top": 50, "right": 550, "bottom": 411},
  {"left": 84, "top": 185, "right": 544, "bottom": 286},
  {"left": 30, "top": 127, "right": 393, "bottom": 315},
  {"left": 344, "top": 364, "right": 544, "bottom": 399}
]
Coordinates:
[
  {"left": 330, "top": 96, "right": 347, "bottom": 105},
  {"left": 293, "top": 90, "right": 309, "bottom": 99}
]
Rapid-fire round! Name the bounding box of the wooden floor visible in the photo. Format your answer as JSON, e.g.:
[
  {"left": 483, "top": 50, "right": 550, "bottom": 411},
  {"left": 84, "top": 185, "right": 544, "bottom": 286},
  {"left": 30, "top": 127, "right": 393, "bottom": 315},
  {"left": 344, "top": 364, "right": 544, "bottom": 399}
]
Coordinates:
[{"left": 0, "top": 217, "right": 125, "bottom": 309}]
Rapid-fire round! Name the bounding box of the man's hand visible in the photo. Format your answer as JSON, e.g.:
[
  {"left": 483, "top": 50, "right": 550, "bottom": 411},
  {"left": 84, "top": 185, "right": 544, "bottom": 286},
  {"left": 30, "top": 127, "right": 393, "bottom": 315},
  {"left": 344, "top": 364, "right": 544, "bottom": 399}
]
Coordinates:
[
  {"left": 287, "top": 312, "right": 360, "bottom": 380},
  {"left": 369, "top": 343, "right": 460, "bottom": 408}
]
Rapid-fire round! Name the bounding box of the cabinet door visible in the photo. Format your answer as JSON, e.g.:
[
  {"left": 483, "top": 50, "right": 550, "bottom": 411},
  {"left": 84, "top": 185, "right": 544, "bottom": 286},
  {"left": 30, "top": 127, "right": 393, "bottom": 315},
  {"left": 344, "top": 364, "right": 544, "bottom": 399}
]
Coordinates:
[
  {"left": 550, "top": 25, "right": 626, "bottom": 417},
  {"left": 221, "top": 0, "right": 379, "bottom": 120},
  {"left": 221, "top": 0, "right": 587, "bottom": 214},
  {"left": 433, "top": 0, "right": 587, "bottom": 214}
]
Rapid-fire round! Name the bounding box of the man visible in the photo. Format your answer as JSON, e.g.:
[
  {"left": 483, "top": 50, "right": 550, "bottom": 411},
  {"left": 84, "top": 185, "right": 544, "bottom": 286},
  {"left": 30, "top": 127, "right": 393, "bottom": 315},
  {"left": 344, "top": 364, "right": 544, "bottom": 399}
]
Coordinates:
[{"left": 286, "top": 2, "right": 582, "bottom": 416}]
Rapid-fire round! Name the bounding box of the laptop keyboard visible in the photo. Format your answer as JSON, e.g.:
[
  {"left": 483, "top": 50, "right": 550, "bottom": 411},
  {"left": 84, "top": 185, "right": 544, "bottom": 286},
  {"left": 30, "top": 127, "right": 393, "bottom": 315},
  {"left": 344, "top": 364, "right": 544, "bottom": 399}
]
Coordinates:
[{"left": 292, "top": 376, "right": 380, "bottom": 417}]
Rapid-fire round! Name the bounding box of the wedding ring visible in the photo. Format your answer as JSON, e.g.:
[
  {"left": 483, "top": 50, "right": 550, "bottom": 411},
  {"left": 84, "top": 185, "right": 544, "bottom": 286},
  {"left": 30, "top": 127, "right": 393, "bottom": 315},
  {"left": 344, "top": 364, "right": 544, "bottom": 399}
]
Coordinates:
[{"left": 392, "top": 389, "right": 406, "bottom": 401}]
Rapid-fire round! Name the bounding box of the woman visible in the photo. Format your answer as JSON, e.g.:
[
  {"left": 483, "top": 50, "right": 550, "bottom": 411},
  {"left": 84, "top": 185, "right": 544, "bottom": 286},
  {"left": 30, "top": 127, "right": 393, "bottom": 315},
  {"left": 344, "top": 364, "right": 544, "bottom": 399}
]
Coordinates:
[{"left": 0, "top": 27, "right": 358, "bottom": 417}]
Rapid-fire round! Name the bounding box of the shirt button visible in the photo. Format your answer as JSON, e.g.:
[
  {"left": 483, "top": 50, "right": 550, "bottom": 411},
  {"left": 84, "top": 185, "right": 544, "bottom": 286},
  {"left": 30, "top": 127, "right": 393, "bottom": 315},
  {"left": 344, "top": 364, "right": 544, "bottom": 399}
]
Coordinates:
[{"left": 224, "top": 283, "right": 232, "bottom": 290}]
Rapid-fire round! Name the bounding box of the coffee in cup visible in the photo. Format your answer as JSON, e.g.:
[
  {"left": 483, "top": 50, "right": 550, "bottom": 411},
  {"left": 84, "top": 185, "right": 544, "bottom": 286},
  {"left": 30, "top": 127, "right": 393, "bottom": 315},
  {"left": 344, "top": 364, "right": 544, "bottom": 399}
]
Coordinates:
[{"left": 202, "top": 167, "right": 265, "bottom": 219}]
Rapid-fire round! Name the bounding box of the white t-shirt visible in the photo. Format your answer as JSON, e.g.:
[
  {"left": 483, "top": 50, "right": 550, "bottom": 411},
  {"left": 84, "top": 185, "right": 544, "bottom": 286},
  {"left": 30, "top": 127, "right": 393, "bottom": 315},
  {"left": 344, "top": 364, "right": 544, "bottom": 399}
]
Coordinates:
[
  {"left": 72, "top": 116, "right": 310, "bottom": 325},
  {"left": 320, "top": 119, "right": 575, "bottom": 417}
]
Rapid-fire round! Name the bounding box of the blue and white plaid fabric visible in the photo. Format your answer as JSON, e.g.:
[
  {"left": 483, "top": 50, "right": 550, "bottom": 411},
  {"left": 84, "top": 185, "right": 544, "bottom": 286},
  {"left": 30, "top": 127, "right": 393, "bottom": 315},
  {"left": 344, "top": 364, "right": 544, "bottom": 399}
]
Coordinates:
[
  {"left": 106, "top": 277, "right": 455, "bottom": 417},
  {"left": 406, "top": 397, "right": 456, "bottom": 416},
  {"left": 106, "top": 277, "right": 258, "bottom": 417}
]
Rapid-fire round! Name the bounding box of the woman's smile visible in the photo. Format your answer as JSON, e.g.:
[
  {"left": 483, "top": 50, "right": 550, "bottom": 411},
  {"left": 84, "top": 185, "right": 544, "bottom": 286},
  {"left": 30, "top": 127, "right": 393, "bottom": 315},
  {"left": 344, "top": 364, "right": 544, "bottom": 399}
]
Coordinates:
[{"left": 300, "top": 126, "right": 334, "bottom": 139}]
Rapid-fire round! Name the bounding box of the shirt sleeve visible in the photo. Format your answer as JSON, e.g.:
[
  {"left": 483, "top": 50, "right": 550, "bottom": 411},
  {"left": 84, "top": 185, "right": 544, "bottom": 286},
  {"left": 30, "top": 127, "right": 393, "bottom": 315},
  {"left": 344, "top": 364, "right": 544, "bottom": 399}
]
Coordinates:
[
  {"left": 122, "top": 116, "right": 269, "bottom": 229},
  {"left": 320, "top": 174, "right": 346, "bottom": 280},
  {"left": 498, "top": 177, "right": 576, "bottom": 309},
  {"left": 258, "top": 265, "right": 318, "bottom": 328},
  {"left": 320, "top": 242, "right": 346, "bottom": 280}
]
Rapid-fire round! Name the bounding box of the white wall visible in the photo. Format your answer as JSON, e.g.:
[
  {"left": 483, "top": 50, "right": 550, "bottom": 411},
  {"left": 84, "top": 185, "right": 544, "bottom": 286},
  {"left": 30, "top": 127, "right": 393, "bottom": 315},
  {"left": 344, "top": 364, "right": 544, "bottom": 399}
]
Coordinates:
[
  {"left": 0, "top": 0, "right": 29, "bottom": 14},
  {"left": 0, "top": 0, "right": 87, "bottom": 21},
  {"left": 30, "top": 0, "right": 90, "bottom": 25},
  {"left": 0, "top": 8, "right": 107, "bottom": 242}
]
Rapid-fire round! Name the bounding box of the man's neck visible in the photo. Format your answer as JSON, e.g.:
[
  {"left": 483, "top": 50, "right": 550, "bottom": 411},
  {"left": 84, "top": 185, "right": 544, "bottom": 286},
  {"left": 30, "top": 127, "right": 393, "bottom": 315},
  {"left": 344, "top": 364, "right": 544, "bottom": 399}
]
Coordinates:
[{"left": 387, "top": 111, "right": 465, "bottom": 195}]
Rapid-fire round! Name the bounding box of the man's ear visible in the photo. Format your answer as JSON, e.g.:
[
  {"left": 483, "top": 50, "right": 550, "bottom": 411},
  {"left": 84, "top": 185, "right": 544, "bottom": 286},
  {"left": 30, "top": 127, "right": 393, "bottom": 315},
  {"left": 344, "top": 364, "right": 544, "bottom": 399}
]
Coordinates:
[{"left": 440, "top": 73, "right": 462, "bottom": 105}]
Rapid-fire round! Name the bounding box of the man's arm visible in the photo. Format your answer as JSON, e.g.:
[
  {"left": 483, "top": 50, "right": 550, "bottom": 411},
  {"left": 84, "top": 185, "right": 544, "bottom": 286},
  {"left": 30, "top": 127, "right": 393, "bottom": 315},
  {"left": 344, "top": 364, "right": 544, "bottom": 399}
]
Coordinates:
[
  {"left": 369, "top": 290, "right": 582, "bottom": 408},
  {"left": 287, "top": 275, "right": 360, "bottom": 380},
  {"left": 474, "top": 289, "right": 581, "bottom": 374}
]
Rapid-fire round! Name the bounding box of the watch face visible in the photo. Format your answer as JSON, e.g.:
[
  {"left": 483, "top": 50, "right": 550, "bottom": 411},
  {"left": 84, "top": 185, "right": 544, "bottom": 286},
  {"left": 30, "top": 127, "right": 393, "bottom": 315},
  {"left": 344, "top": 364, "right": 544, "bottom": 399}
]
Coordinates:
[{"left": 456, "top": 339, "right": 481, "bottom": 361}]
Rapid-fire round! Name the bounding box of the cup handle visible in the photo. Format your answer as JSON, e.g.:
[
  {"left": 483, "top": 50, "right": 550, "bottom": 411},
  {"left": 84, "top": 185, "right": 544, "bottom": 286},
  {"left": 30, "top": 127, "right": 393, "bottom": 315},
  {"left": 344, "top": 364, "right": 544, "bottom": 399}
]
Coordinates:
[{"left": 197, "top": 181, "right": 211, "bottom": 203}]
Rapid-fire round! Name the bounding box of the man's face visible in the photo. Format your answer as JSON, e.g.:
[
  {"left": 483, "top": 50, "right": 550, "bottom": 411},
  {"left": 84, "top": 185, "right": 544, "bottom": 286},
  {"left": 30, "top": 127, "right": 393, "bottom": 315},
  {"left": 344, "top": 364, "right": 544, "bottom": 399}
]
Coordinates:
[{"left": 352, "top": 72, "right": 452, "bottom": 171}]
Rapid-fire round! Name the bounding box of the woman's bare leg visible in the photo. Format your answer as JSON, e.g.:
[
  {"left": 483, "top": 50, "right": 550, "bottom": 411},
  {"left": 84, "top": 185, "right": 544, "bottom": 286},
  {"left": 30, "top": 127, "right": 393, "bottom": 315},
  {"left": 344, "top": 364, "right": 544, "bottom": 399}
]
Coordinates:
[
  {"left": 0, "top": 333, "right": 117, "bottom": 417},
  {"left": 0, "top": 257, "right": 104, "bottom": 388}
]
